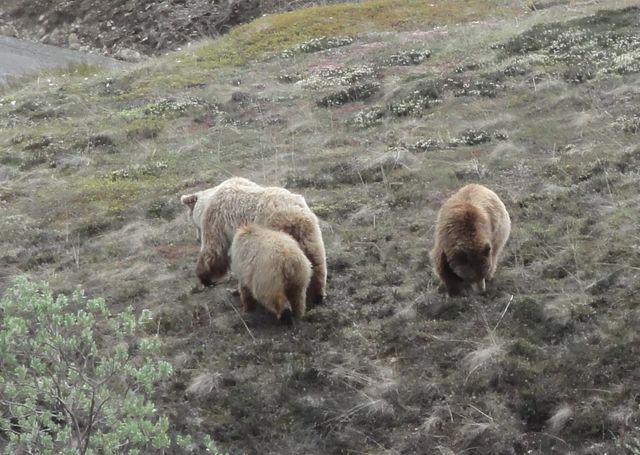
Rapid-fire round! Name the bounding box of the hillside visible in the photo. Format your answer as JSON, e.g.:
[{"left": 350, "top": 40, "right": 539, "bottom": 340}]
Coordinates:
[
  {"left": 1, "top": 0, "right": 640, "bottom": 453},
  {"left": 0, "top": 0, "right": 351, "bottom": 58}
]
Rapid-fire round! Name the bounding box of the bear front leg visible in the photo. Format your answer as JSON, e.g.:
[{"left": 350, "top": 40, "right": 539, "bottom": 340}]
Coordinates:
[
  {"left": 307, "top": 272, "right": 326, "bottom": 306},
  {"left": 487, "top": 249, "right": 499, "bottom": 280},
  {"left": 433, "top": 250, "right": 466, "bottom": 297},
  {"left": 196, "top": 254, "right": 214, "bottom": 286},
  {"left": 239, "top": 285, "right": 258, "bottom": 313},
  {"left": 195, "top": 251, "right": 230, "bottom": 287}
]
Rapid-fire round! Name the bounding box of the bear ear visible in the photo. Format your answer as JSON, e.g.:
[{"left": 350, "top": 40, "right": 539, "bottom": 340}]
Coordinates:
[{"left": 180, "top": 194, "right": 198, "bottom": 210}]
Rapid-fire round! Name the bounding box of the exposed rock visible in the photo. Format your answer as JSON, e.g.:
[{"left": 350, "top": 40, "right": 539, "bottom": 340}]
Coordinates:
[
  {"left": 114, "top": 47, "right": 143, "bottom": 62},
  {"left": 0, "top": 23, "right": 18, "bottom": 37},
  {"left": 4, "top": 0, "right": 349, "bottom": 58},
  {"left": 68, "top": 32, "right": 80, "bottom": 50}
]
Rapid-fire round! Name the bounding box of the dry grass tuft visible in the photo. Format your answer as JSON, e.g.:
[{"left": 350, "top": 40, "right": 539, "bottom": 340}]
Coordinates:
[
  {"left": 547, "top": 404, "right": 574, "bottom": 433},
  {"left": 462, "top": 339, "right": 506, "bottom": 383},
  {"left": 456, "top": 422, "right": 498, "bottom": 449},
  {"left": 186, "top": 371, "right": 223, "bottom": 397}
]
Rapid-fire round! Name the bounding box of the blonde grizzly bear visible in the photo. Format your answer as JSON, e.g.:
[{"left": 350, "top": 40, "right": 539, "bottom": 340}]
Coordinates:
[
  {"left": 230, "top": 223, "right": 312, "bottom": 323},
  {"left": 431, "top": 183, "right": 510, "bottom": 296},
  {"left": 180, "top": 177, "right": 327, "bottom": 305}
]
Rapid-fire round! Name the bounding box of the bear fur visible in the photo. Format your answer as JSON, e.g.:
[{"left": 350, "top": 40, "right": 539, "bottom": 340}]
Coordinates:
[
  {"left": 430, "top": 183, "right": 511, "bottom": 296},
  {"left": 180, "top": 177, "right": 327, "bottom": 305},
  {"left": 230, "top": 223, "right": 312, "bottom": 323}
]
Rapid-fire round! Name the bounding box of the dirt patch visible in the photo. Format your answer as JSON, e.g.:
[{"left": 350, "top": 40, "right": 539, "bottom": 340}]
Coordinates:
[{"left": 155, "top": 243, "right": 198, "bottom": 262}]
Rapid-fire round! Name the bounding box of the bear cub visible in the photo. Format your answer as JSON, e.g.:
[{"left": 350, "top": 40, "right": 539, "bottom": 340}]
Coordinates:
[
  {"left": 431, "top": 183, "right": 511, "bottom": 296},
  {"left": 230, "top": 223, "right": 312, "bottom": 324}
]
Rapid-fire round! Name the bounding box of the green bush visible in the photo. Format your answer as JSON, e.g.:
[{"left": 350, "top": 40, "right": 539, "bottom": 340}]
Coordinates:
[{"left": 0, "top": 277, "right": 174, "bottom": 454}]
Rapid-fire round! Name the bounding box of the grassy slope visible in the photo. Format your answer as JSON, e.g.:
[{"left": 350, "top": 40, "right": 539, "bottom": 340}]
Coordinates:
[{"left": 2, "top": 0, "right": 640, "bottom": 453}]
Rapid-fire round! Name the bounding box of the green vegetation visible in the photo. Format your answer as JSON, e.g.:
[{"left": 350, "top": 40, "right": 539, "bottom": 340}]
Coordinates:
[
  {"left": 0, "top": 277, "right": 173, "bottom": 454},
  {"left": 186, "top": 0, "right": 517, "bottom": 68}
]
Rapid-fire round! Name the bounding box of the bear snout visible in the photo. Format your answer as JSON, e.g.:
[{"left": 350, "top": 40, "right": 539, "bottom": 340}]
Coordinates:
[{"left": 198, "top": 274, "right": 215, "bottom": 287}]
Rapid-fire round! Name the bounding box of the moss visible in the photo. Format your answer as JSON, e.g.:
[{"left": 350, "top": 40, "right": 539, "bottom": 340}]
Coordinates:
[
  {"left": 122, "top": 72, "right": 209, "bottom": 100},
  {"left": 310, "top": 197, "right": 369, "bottom": 220},
  {"left": 146, "top": 199, "right": 178, "bottom": 221},
  {"left": 148, "top": 304, "right": 194, "bottom": 335},
  {"left": 387, "top": 183, "right": 420, "bottom": 208},
  {"left": 109, "top": 280, "right": 150, "bottom": 304},
  {"left": 85, "top": 133, "right": 116, "bottom": 150},
  {"left": 76, "top": 174, "right": 177, "bottom": 214},
  {"left": 562, "top": 64, "right": 595, "bottom": 84},
  {"left": 512, "top": 297, "right": 544, "bottom": 326},
  {"left": 8, "top": 99, "right": 63, "bottom": 122},
  {"left": 316, "top": 83, "right": 379, "bottom": 108},
  {"left": 453, "top": 76, "right": 506, "bottom": 98},
  {"left": 281, "top": 36, "right": 354, "bottom": 57},
  {"left": 277, "top": 72, "right": 305, "bottom": 83},
  {"left": 542, "top": 158, "right": 610, "bottom": 185},
  {"left": 24, "top": 250, "right": 57, "bottom": 268},
  {"left": 121, "top": 98, "right": 210, "bottom": 120},
  {"left": 509, "top": 339, "right": 543, "bottom": 360},
  {"left": 21, "top": 135, "right": 52, "bottom": 151},
  {"left": 384, "top": 49, "right": 432, "bottom": 66},
  {"left": 597, "top": 333, "right": 640, "bottom": 383},
  {"left": 71, "top": 216, "right": 124, "bottom": 239},
  {"left": 612, "top": 113, "right": 640, "bottom": 134},
  {"left": 420, "top": 296, "right": 468, "bottom": 320},
  {"left": 125, "top": 118, "right": 164, "bottom": 140},
  {"left": 298, "top": 65, "right": 377, "bottom": 90},
  {"left": 388, "top": 80, "right": 443, "bottom": 117},
  {"left": 516, "top": 382, "right": 556, "bottom": 431},
  {"left": 607, "top": 206, "right": 637, "bottom": 229},
  {"left": 186, "top": 0, "right": 516, "bottom": 69},
  {"left": 502, "top": 6, "right": 640, "bottom": 77},
  {"left": 351, "top": 105, "right": 385, "bottom": 128},
  {"left": 105, "top": 162, "right": 168, "bottom": 181},
  {"left": 459, "top": 129, "right": 492, "bottom": 145}
]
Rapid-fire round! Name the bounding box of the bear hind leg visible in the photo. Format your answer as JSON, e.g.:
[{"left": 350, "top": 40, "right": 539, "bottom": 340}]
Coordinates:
[
  {"left": 285, "top": 283, "right": 307, "bottom": 319},
  {"left": 239, "top": 285, "right": 258, "bottom": 313},
  {"left": 272, "top": 291, "right": 293, "bottom": 325},
  {"left": 302, "top": 247, "right": 327, "bottom": 306}
]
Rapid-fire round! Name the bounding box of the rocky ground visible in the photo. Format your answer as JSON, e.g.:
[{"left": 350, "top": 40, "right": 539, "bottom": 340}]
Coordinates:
[{"left": 0, "top": 0, "right": 349, "bottom": 61}]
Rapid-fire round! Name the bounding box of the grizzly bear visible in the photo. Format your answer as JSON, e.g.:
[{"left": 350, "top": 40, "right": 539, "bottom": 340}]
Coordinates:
[
  {"left": 230, "top": 223, "right": 312, "bottom": 323},
  {"left": 430, "top": 183, "right": 510, "bottom": 296},
  {"left": 180, "top": 177, "right": 327, "bottom": 305}
]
